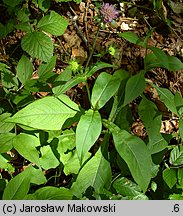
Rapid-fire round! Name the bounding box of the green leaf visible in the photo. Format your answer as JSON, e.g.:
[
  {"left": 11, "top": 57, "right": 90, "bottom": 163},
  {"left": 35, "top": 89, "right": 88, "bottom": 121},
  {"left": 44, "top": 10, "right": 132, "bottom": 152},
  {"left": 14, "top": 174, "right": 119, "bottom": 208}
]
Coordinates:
[
  {"left": 15, "top": 23, "right": 32, "bottom": 33},
  {"left": 7, "top": 95, "right": 79, "bottom": 130},
  {"left": 13, "top": 133, "right": 41, "bottom": 166},
  {"left": 52, "top": 67, "right": 72, "bottom": 96},
  {"left": 86, "top": 62, "right": 113, "bottom": 78},
  {"left": 33, "top": 186, "right": 73, "bottom": 200},
  {"left": 163, "top": 168, "right": 177, "bottom": 189},
  {"left": 106, "top": 121, "right": 152, "bottom": 192},
  {"left": 23, "top": 194, "right": 37, "bottom": 200},
  {"left": 21, "top": 32, "right": 53, "bottom": 62},
  {"left": 91, "top": 71, "right": 122, "bottom": 110},
  {"left": 167, "top": 56, "right": 183, "bottom": 71},
  {"left": 132, "top": 194, "right": 149, "bottom": 200},
  {"left": 174, "top": 92, "right": 183, "bottom": 116},
  {"left": 149, "top": 47, "right": 183, "bottom": 71},
  {"left": 38, "top": 56, "right": 56, "bottom": 81},
  {"left": 118, "top": 32, "right": 143, "bottom": 46},
  {"left": 113, "top": 177, "right": 142, "bottom": 197},
  {"left": 57, "top": 130, "right": 76, "bottom": 162},
  {"left": 71, "top": 147, "right": 112, "bottom": 198},
  {"left": 2, "top": 168, "right": 31, "bottom": 200},
  {"left": 144, "top": 53, "right": 164, "bottom": 70},
  {"left": 152, "top": 85, "right": 178, "bottom": 115},
  {"left": 2, "top": 165, "right": 45, "bottom": 200},
  {"left": 145, "top": 50, "right": 183, "bottom": 71},
  {"left": 0, "top": 21, "right": 15, "bottom": 39},
  {"left": 0, "top": 133, "right": 15, "bottom": 153},
  {"left": 76, "top": 109, "right": 102, "bottom": 163},
  {"left": 169, "top": 146, "right": 183, "bottom": 166},
  {"left": 12, "top": 89, "right": 34, "bottom": 108},
  {"left": 33, "top": 0, "right": 51, "bottom": 12},
  {"left": 17, "top": 9, "right": 30, "bottom": 23},
  {"left": 37, "top": 11, "right": 68, "bottom": 36},
  {"left": 114, "top": 105, "right": 132, "bottom": 132},
  {"left": 169, "top": 193, "right": 183, "bottom": 200},
  {"left": 40, "top": 145, "right": 60, "bottom": 170},
  {"left": 53, "top": 76, "right": 86, "bottom": 96},
  {"left": 151, "top": 181, "right": 157, "bottom": 192},
  {"left": 0, "top": 113, "right": 15, "bottom": 133},
  {"left": 16, "top": 55, "right": 33, "bottom": 84},
  {"left": 56, "top": 129, "right": 91, "bottom": 175},
  {"left": 178, "top": 168, "right": 183, "bottom": 187},
  {"left": 179, "top": 118, "right": 183, "bottom": 142},
  {"left": 29, "top": 166, "right": 47, "bottom": 185},
  {"left": 0, "top": 154, "right": 15, "bottom": 173},
  {"left": 150, "top": 47, "right": 169, "bottom": 69},
  {"left": 1, "top": 65, "right": 19, "bottom": 91},
  {"left": 64, "top": 151, "right": 91, "bottom": 175},
  {"left": 3, "top": 0, "right": 21, "bottom": 7},
  {"left": 123, "top": 70, "right": 146, "bottom": 107},
  {"left": 138, "top": 96, "right": 168, "bottom": 154}
]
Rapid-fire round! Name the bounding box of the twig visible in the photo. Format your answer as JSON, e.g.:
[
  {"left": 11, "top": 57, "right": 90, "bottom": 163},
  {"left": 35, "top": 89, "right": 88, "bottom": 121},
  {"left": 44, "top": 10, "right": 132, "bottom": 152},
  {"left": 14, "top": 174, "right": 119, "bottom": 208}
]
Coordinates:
[
  {"left": 0, "top": 39, "right": 6, "bottom": 55},
  {"left": 57, "top": 37, "right": 70, "bottom": 56},
  {"left": 84, "top": 1, "right": 89, "bottom": 43},
  {"left": 68, "top": 3, "right": 88, "bottom": 50}
]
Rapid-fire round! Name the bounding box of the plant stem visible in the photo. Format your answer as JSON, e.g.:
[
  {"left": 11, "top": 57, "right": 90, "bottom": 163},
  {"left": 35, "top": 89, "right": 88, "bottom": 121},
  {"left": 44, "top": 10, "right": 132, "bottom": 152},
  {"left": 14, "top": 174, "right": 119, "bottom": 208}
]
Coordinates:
[
  {"left": 85, "top": 80, "right": 91, "bottom": 106},
  {"left": 85, "top": 25, "right": 100, "bottom": 69},
  {"left": 84, "top": 25, "right": 101, "bottom": 107}
]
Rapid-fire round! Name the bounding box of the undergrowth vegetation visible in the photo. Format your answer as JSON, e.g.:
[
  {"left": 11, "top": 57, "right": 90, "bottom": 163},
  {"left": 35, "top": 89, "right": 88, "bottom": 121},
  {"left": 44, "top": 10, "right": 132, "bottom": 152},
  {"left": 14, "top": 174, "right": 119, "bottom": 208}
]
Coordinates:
[{"left": 0, "top": 0, "right": 183, "bottom": 200}]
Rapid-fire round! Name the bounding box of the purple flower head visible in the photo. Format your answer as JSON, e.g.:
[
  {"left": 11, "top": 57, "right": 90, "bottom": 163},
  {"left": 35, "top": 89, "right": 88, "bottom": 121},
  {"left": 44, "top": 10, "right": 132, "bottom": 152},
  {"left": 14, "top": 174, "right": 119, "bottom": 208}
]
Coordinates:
[{"left": 100, "top": 3, "right": 118, "bottom": 23}]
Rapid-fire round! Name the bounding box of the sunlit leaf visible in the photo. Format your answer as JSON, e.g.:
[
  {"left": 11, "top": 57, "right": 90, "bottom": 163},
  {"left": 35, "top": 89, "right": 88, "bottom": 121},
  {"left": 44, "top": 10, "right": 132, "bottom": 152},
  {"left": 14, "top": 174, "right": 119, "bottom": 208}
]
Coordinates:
[
  {"left": 105, "top": 120, "right": 152, "bottom": 192},
  {"left": 7, "top": 95, "right": 79, "bottom": 130},
  {"left": 118, "top": 32, "right": 143, "bottom": 46},
  {"left": 37, "top": 11, "right": 68, "bottom": 36},
  {"left": 123, "top": 70, "right": 146, "bottom": 107},
  {"left": 91, "top": 71, "right": 122, "bottom": 110},
  {"left": 16, "top": 55, "right": 33, "bottom": 84},
  {"left": 71, "top": 147, "right": 112, "bottom": 198},
  {"left": 21, "top": 32, "right": 53, "bottom": 62},
  {"left": 13, "top": 133, "right": 41, "bottom": 166},
  {"left": 0, "top": 155, "right": 15, "bottom": 173},
  {"left": 152, "top": 85, "right": 178, "bottom": 115},
  {"left": 138, "top": 96, "right": 168, "bottom": 154},
  {"left": 169, "top": 146, "right": 183, "bottom": 166},
  {"left": 0, "top": 133, "right": 15, "bottom": 153},
  {"left": 150, "top": 47, "right": 169, "bottom": 69},
  {"left": 76, "top": 109, "right": 102, "bottom": 163},
  {"left": 53, "top": 76, "right": 86, "bottom": 96},
  {"left": 2, "top": 168, "right": 31, "bottom": 200},
  {"left": 0, "top": 113, "right": 15, "bottom": 134},
  {"left": 56, "top": 129, "right": 91, "bottom": 175},
  {"left": 40, "top": 145, "right": 60, "bottom": 170},
  {"left": 113, "top": 177, "right": 142, "bottom": 197},
  {"left": 32, "top": 186, "right": 73, "bottom": 200},
  {"left": 86, "top": 62, "right": 113, "bottom": 78},
  {"left": 37, "top": 56, "right": 56, "bottom": 81},
  {"left": 163, "top": 168, "right": 177, "bottom": 189}
]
